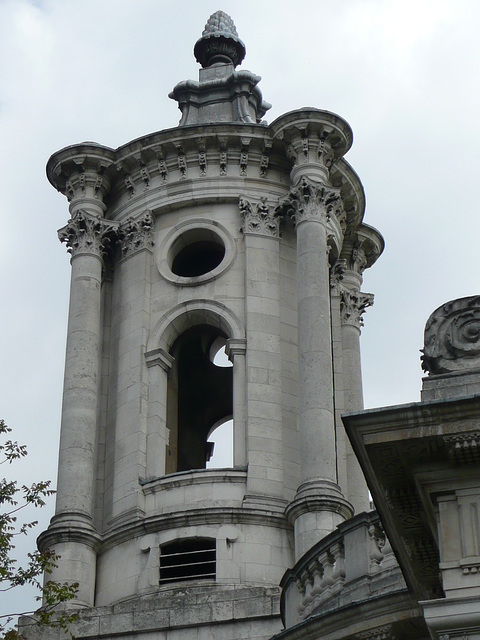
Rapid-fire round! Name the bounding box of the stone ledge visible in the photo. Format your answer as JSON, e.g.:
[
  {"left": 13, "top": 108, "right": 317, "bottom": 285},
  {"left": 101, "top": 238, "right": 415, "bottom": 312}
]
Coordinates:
[{"left": 18, "top": 584, "right": 282, "bottom": 639}]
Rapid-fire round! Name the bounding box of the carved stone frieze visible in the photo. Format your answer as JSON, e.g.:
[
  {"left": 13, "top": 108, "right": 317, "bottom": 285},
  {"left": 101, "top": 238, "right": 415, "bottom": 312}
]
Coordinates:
[
  {"left": 198, "top": 149, "right": 207, "bottom": 176},
  {"left": 422, "top": 296, "right": 480, "bottom": 374},
  {"left": 158, "top": 157, "right": 168, "bottom": 182},
  {"left": 52, "top": 151, "right": 113, "bottom": 204},
  {"left": 340, "top": 289, "right": 374, "bottom": 328},
  {"left": 177, "top": 151, "right": 187, "bottom": 179},
  {"left": 58, "top": 210, "right": 118, "bottom": 259},
  {"left": 260, "top": 143, "right": 271, "bottom": 178},
  {"left": 239, "top": 149, "right": 248, "bottom": 176},
  {"left": 139, "top": 163, "right": 150, "bottom": 188},
  {"left": 355, "top": 624, "right": 395, "bottom": 640},
  {"left": 219, "top": 148, "right": 228, "bottom": 175},
  {"left": 443, "top": 432, "right": 480, "bottom": 464},
  {"left": 119, "top": 212, "right": 155, "bottom": 258},
  {"left": 239, "top": 196, "right": 280, "bottom": 237},
  {"left": 280, "top": 175, "right": 342, "bottom": 227}
]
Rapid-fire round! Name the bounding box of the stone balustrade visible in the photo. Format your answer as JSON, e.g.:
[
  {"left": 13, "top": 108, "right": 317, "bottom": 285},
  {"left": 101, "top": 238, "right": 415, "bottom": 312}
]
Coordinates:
[{"left": 281, "top": 511, "right": 405, "bottom": 628}]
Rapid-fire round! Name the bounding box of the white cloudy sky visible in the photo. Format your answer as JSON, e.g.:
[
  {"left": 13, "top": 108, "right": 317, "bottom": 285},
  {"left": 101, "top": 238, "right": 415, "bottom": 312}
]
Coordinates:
[{"left": 1, "top": 0, "right": 480, "bottom": 622}]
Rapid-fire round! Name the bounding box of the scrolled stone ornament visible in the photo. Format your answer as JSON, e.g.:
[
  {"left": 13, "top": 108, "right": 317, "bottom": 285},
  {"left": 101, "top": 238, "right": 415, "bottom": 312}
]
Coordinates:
[{"left": 421, "top": 295, "right": 480, "bottom": 374}]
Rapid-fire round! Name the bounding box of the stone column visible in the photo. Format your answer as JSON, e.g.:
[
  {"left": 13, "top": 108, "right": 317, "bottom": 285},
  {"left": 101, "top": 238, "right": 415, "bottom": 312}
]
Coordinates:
[
  {"left": 339, "top": 278, "right": 373, "bottom": 514},
  {"left": 279, "top": 125, "right": 353, "bottom": 559},
  {"left": 40, "top": 207, "right": 117, "bottom": 606},
  {"left": 226, "top": 338, "right": 247, "bottom": 468},
  {"left": 239, "top": 197, "right": 285, "bottom": 507}
]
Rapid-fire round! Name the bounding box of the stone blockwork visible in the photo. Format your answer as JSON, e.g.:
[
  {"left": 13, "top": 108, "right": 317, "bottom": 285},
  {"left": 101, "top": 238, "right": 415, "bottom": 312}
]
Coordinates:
[{"left": 19, "top": 584, "right": 281, "bottom": 639}]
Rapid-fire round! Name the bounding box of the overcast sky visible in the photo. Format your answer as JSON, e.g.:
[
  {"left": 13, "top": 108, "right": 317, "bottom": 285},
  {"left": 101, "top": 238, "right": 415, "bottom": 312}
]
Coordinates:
[{"left": 1, "top": 0, "right": 480, "bottom": 622}]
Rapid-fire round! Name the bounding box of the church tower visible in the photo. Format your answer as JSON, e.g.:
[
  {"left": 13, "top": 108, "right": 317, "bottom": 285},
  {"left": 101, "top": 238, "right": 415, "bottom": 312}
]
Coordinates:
[{"left": 27, "top": 12, "right": 383, "bottom": 639}]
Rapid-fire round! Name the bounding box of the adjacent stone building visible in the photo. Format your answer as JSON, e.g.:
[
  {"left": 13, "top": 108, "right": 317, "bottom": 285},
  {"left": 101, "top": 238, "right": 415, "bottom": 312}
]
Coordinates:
[{"left": 19, "top": 11, "right": 480, "bottom": 640}]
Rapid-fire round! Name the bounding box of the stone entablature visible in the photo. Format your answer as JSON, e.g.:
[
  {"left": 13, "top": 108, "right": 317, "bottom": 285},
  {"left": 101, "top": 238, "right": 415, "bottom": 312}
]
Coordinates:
[{"left": 47, "top": 119, "right": 369, "bottom": 245}]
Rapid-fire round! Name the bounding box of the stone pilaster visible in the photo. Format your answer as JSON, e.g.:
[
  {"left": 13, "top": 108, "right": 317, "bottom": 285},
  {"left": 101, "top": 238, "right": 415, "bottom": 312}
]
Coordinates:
[
  {"left": 145, "top": 347, "right": 174, "bottom": 481},
  {"left": 239, "top": 197, "right": 285, "bottom": 507},
  {"left": 106, "top": 213, "right": 155, "bottom": 523}
]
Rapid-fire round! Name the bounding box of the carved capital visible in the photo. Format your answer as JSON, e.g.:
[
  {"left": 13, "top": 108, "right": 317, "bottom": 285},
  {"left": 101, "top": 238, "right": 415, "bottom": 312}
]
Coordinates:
[
  {"left": 225, "top": 338, "right": 247, "bottom": 360},
  {"left": 340, "top": 288, "right": 374, "bottom": 328},
  {"left": 119, "top": 212, "right": 155, "bottom": 258},
  {"left": 58, "top": 210, "right": 118, "bottom": 259},
  {"left": 422, "top": 296, "right": 480, "bottom": 374},
  {"left": 239, "top": 196, "right": 280, "bottom": 237},
  {"left": 280, "top": 176, "right": 341, "bottom": 227},
  {"left": 330, "top": 259, "right": 347, "bottom": 294}
]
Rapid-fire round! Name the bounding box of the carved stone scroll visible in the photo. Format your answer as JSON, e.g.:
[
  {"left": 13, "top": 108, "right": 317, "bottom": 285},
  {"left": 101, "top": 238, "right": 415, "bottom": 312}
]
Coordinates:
[{"left": 422, "top": 296, "right": 480, "bottom": 374}]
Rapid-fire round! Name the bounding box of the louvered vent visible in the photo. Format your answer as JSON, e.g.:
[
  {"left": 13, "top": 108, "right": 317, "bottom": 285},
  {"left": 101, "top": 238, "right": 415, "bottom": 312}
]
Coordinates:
[{"left": 159, "top": 538, "right": 216, "bottom": 585}]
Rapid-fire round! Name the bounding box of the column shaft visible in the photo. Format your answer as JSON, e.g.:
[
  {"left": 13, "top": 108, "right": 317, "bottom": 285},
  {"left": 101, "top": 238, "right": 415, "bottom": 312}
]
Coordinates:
[
  {"left": 56, "top": 252, "right": 103, "bottom": 518},
  {"left": 296, "top": 218, "right": 336, "bottom": 484}
]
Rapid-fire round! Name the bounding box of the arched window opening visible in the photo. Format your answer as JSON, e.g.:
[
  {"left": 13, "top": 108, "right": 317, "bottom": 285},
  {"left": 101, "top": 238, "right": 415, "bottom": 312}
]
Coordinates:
[
  {"left": 166, "top": 325, "right": 233, "bottom": 473},
  {"left": 206, "top": 419, "right": 233, "bottom": 469},
  {"left": 159, "top": 538, "right": 216, "bottom": 585}
]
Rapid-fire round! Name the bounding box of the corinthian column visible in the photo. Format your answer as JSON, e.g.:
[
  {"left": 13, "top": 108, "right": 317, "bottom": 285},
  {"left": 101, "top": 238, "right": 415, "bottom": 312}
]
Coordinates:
[
  {"left": 39, "top": 206, "right": 117, "bottom": 606},
  {"left": 283, "top": 177, "right": 352, "bottom": 558},
  {"left": 273, "top": 113, "right": 355, "bottom": 559}
]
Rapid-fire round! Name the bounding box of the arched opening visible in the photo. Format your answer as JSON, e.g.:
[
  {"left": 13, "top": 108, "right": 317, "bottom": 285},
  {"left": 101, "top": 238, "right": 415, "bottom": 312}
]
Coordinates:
[{"left": 166, "top": 325, "right": 233, "bottom": 473}]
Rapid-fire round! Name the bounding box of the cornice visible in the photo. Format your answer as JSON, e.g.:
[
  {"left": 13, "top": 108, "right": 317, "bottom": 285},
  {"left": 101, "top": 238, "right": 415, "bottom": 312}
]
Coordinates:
[{"left": 99, "top": 505, "right": 292, "bottom": 552}]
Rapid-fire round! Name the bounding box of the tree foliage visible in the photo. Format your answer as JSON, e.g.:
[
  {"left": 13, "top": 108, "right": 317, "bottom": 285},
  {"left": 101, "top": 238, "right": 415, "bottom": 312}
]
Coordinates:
[{"left": 0, "top": 420, "right": 78, "bottom": 639}]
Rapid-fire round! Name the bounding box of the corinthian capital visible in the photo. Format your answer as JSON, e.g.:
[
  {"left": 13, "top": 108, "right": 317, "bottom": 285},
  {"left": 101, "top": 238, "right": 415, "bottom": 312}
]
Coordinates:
[
  {"left": 239, "top": 196, "right": 280, "bottom": 237},
  {"left": 340, "top": 288, "right": 374, "bottom": 329},
  {"left": 58, "top": 210, "right": 118, "bottom": 259},
  {"left": 119, "top": 212, "right": 155, "bottom": 258},
  {"left": 280, "top": 176, "right": 341, "bottom": 226}
]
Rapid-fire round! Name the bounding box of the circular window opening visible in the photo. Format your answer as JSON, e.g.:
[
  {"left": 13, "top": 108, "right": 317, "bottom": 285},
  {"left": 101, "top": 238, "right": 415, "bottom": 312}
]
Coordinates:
[{"left": 170, "top": 230, "right": 226, "bottom": 277}]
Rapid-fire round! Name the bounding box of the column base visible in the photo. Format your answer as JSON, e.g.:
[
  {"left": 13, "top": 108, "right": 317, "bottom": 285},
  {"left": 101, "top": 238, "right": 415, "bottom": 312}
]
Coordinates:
[
  {"left": 37, "top": 513, "right": 102, "bottom": 607},
  {"left": 286, "top": 479, "right": 353, "bottom": 561}
]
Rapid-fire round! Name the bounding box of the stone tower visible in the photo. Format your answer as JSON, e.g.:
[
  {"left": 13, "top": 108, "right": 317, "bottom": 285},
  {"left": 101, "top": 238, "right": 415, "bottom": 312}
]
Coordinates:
[{"left": 28, "top": 12, "right": 383, "bottom": 639}]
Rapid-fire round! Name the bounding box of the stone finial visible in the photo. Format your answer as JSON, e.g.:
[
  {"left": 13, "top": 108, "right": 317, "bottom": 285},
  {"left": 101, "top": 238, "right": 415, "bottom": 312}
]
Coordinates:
[
  {"left": 421, "top": 296, "right": 480, "bottom": 374},
  {"left": 194, "top": 11, "right": 246, "bottom": 68}
]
